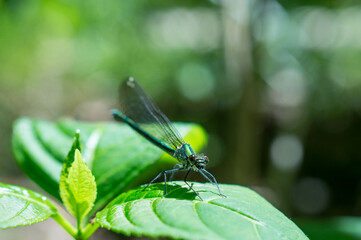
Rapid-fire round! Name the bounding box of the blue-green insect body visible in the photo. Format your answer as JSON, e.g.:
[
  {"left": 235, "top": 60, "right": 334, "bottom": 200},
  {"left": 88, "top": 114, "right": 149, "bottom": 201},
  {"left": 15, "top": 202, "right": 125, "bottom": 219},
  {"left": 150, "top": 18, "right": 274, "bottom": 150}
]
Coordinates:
[
  {"left": 112, "top": 77, "right": 223, "bottom": 199},
  {"left": 174, "top": 143, "right": 193, "bottom": 163},
  {"left": 112, "top": 109, "right": 174, "bottom": 155}
]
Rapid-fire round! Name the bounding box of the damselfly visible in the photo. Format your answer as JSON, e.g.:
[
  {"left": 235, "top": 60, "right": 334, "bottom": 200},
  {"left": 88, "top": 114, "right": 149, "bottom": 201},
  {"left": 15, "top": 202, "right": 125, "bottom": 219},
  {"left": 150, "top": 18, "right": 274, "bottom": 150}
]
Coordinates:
[{"left": 112, "top": 77, "right": 223, "bottom": 199}]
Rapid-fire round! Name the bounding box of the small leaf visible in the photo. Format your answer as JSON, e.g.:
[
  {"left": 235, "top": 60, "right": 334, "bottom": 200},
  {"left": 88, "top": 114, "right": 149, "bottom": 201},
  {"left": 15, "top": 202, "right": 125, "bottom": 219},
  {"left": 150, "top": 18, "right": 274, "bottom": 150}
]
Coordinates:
[
  {"left": 61, "top": 129, "right": 82, "bottom": 179},
  {"left": 61, "top": 149, "right": 97, "bottom": 221},
  {"left": 96, "top": 182, "right": 308, "bottom": 240},
  {"left": 60, "top": 130, "right": 82, "bottom": 217},
  {"left": 12, "top": 118, "right": 206, "bottom": 212},
  {"left": 0, "top": 183, "right": 57, "bottom": 229}
]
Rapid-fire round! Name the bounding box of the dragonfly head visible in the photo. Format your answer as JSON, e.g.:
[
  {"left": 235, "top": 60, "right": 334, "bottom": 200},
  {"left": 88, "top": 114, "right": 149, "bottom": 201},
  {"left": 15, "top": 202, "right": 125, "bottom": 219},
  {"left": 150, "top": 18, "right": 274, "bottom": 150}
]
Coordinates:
[{"left": 189, "top": 154, "right": 209, "bottom": 169}]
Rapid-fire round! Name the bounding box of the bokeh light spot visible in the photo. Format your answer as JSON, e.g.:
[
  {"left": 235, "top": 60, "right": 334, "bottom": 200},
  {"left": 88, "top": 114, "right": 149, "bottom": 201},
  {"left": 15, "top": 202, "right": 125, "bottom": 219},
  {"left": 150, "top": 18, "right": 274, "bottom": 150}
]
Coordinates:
[
  {"left": 267, "top": 68, "right": 307, "bottom": 108},
  {"left": 176, "top": 63, "right": 216, "bottom": 101},
  {"left": 146, "top": 8, "right": 220, "bottom": 51},
  {"left": 270, "top": 134, "right": 303, "bottom": 171},
  {"left": 293, "top": 177, "right": 330, "bottom": 215}
]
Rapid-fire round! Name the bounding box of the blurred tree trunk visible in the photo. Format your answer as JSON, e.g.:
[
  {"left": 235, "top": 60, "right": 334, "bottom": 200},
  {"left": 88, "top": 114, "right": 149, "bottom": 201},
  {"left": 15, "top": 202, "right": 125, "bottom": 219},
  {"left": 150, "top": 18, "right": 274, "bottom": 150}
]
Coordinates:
[{"left": 221, "top": 0, "right": 263, "bottom": 185}]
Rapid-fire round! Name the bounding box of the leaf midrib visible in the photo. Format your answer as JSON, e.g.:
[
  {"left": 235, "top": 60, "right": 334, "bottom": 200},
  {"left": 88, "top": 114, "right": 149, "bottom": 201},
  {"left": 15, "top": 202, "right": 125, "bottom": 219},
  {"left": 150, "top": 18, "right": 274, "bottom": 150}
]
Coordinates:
[
  {"left": 0, "top": 192, "right": 54, "bottom": 211},
  {"left": 1, "top": 201, "right": 30, "bottom": 222}
]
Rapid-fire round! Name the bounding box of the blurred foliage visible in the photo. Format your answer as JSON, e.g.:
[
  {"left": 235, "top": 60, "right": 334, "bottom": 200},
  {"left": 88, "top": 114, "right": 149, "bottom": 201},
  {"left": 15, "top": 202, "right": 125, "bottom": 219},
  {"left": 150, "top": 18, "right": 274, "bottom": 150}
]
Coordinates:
[
  {"left": 1, "top": 0, "right": 361, "bottom": 235},
  {"left": 297, "top": 217, "right": 361, "bottom": 240},
  {"left": 0, "top": 0, "right": 221, "bottom": 174}
]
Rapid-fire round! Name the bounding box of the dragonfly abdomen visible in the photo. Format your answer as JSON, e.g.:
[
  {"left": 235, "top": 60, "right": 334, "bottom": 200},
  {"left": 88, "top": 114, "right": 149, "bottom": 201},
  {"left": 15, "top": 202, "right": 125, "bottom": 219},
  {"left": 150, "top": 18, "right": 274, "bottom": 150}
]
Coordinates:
[{"left": 112, "top": 109, "right": 175, "bottom": 156}]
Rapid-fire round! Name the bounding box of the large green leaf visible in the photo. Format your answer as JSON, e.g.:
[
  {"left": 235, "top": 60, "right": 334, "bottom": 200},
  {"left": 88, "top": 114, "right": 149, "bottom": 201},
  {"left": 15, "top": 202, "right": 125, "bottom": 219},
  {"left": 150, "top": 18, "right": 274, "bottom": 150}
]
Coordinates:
[
  {"left": 0, "top": 183, "right": 57, "bottom": 229},
  {"left": 12, "top": 118, "right": 207, "bottom": 212},
  {"left": 96, "top": 182, "right": 308, "bottom": 240}
]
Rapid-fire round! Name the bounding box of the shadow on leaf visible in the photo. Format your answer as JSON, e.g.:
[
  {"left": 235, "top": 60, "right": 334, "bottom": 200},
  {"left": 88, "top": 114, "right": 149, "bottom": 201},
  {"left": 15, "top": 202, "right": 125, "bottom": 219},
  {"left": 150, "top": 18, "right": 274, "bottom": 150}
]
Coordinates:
[{"left": 141, "top": 182, "right": 199, "bottom": 201}]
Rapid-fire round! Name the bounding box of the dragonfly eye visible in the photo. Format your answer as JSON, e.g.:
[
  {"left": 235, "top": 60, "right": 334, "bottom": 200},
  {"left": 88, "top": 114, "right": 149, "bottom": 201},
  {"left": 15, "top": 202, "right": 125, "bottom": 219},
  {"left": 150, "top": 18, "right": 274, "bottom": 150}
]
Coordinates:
[
  {"left": 189, "top": 154, "right": 196, "bottom": 162},
  {"left": 126, "top": 77, "right": 136, "bottom": 88}
]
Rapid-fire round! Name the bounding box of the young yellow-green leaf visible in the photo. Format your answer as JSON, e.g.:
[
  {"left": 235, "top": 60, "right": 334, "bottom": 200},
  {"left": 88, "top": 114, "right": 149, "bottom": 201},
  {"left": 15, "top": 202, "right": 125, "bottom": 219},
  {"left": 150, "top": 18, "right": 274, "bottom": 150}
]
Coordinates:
[
  {"left": 61, "top": 130, "right": 81, "bottom": 179},
  {"left": 12, "top": 118, "right": 207, "bottom": 213},
  {"left": 62, "top": 149, "right": 97, "bottom": 221},
  {"left": 96, "top": 182, "right": 308, "bottom": 240},
  {"left": 60, "top": 130, "right": 82, "bottom": 218},
  {"left": 0, "top": 183, "right": 57, "bottom": 229}
]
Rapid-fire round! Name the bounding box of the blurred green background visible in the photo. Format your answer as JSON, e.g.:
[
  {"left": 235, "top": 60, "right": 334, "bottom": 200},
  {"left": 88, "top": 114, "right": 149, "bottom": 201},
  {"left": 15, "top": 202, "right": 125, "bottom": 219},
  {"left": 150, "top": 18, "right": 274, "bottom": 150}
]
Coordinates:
[{"left": 1, "top": 0, "right": 361, "bottom": 239}]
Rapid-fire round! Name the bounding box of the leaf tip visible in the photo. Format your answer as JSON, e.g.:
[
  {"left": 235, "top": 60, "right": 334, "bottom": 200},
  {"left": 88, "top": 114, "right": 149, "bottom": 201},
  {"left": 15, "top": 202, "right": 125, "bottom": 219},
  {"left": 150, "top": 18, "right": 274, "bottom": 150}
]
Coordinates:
[
  {"left": 75, "top": 149, "right": 81, "bottom": 158},
  {"left": 75, "top": 129, "right": 80, "bottom": 138}
]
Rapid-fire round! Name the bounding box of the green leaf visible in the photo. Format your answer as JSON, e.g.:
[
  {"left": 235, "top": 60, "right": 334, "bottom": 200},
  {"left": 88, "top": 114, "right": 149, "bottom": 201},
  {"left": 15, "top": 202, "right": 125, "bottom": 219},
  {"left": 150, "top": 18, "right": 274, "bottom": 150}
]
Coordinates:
[
  {"left": 61, "top": 149, "right": 97, "bottom": 221},
  {"left": 297, "top": 217, "right": 361, "bottom": 240},
  {"left": 12, "top": 119, "right": 65, "bottom": 199},
  {"left": 12, "top": 118, "right": 207, "bottom": 212},
  {"left": 0, "top": 183, "right": 57, "bottom": 229},
  {"left": 61, "top": 129, "right": 82, "bottom": 180},
  {"left": 95, "top": 182, "right": 308, "bottom": 240},
  {"left": 59, "top": 130, "right": 81, "bottom": 217}
]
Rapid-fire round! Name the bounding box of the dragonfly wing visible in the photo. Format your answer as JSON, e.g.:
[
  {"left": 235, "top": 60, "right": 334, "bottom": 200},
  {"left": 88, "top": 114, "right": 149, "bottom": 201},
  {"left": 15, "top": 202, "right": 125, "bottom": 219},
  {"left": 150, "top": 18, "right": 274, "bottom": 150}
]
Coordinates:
[{"left": 117, "top": 77, "right": 185, "bottom": 150}]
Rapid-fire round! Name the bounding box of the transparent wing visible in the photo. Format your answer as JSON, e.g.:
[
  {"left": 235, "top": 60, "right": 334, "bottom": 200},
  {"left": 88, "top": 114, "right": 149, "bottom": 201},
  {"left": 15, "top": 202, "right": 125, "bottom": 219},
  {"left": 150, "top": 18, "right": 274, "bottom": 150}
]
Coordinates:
[{"left": 118, "top": 77, "right": 184, "bottom": 150}]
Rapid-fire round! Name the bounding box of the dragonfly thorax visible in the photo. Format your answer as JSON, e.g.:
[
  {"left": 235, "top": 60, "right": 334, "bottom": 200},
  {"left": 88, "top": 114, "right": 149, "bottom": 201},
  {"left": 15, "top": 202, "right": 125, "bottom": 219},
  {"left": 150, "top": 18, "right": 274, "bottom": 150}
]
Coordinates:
[
  {"left": 174, "top": 143, "right": 209, "bottom": 170},
  {"left": 189, "top": 154, "right": 209, "bottom": 170}
]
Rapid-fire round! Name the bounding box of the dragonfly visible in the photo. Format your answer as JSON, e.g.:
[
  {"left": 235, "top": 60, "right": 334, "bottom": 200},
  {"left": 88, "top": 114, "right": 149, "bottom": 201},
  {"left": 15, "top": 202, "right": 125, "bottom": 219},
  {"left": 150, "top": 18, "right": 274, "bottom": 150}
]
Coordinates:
[{"left": 112, "top": 77, "right": 223, "bottom": 199}]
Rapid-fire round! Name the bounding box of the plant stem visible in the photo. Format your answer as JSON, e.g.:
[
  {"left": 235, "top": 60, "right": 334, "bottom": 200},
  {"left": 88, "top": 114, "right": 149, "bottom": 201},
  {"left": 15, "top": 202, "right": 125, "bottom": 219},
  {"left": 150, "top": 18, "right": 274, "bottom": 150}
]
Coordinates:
[
  {"left": 52, "top": 213, "right": 77, "bottom": 238},
  {"left": 82, "top": 221, "right": 100, "bottom": 240},
  {"left": 77, "top": 211, "right": 82, "bottom": 239}
]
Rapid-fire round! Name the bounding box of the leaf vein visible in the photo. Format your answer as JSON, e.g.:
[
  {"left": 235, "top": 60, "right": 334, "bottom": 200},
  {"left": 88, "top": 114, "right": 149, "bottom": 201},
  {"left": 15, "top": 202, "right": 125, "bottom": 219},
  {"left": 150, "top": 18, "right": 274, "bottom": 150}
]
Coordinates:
[
  {"left": 209, "top": 201, "right": 259, "bottom": 223},
  {"left": 4, "top": 201, "right": 30, "bottom": 222},
  {"left": 2, "top": 192, "right": 53, "bottom": 210},
  {"left": 32, "top": 121, "right": 64, "bottom": 163},
  {"left": 151, "top": 199, "right": 184, "bottom": 232},
  {"left": 194, "top": 202, "right": 225, "bottom": 240},
  {"left": 123, "top": 201, "right": 139, "bottom": 227},
  {"left": 253, "top": 222, "right": 262, "bottom": 240}
]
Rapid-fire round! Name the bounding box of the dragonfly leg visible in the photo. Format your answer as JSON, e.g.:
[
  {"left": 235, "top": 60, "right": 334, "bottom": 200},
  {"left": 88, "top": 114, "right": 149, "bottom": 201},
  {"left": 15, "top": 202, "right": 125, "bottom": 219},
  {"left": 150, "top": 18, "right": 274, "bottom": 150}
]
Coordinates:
[
  {"left": 199, "top": 170, "right": 214, "bottom": 184},
  {"left": 169, "top": 164, "right": 182, "bottom": 181},
  {"left": 184, "top": 169, "right": 202, "bottom": 200},
  {"left": 142, "top": 171, "right": 163, "bottom": 191},
  {"left": 143, "top": 166, "right": 185, "bottom": 195},
  {"left": 200, "top": 169, "right": 226, "bottom": 197},
  {"left": 163, "top": 168, "right": 183, "bottom": 196}
]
